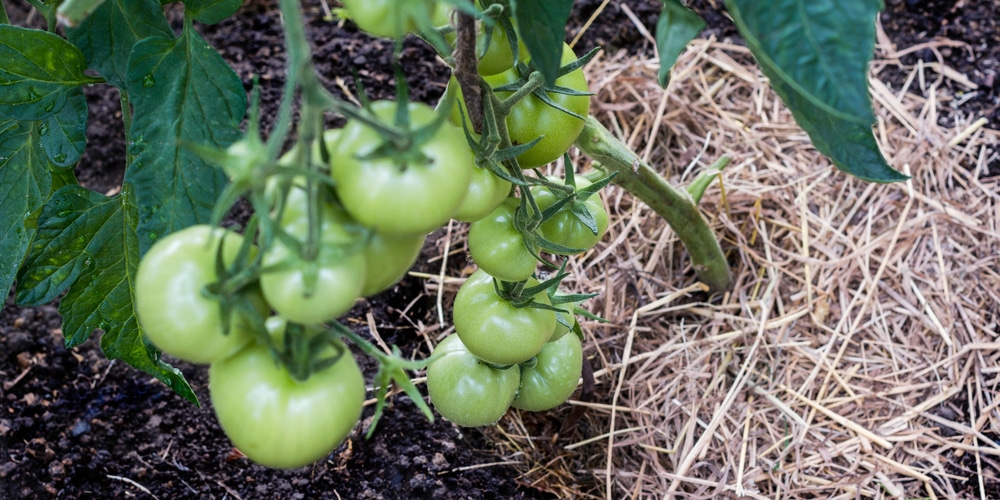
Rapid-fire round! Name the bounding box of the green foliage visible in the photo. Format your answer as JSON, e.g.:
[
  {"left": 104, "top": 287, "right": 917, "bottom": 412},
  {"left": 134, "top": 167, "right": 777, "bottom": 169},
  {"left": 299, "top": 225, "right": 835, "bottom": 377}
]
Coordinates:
[
  {"left": 655, "top": 0, "right": 704, "bottom": 88},
  {"left": 509, "top": 0, "right": 572, "bottom": 86},
  {"left": 725, "top": 0, "right": 907, "bottom": 182},
  {"left": 2, "top": 0, "right": 245, "bottom": 401},
  {"left": 67, "top": 0, "right": 173, "bottom": 89},
  {"left": 16, "top": 184, "right": 199, "bottom": 405},
  {"left": 124, "top": 24, "right": 246, "bottom": 252},
  {"left": 0, "top": 25, "right": 100, "bottom": 120}
]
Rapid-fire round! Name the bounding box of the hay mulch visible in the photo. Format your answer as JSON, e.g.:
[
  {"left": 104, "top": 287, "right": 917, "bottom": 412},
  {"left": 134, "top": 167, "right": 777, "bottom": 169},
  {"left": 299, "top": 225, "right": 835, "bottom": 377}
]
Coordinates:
[{"left": 417, "top": 19, "right": 1000, "bottom": 500}]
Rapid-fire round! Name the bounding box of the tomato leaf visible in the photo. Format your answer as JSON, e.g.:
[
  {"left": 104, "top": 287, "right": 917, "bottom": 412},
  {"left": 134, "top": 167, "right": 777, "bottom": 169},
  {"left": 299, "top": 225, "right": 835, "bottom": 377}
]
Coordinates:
[
  {"left": 125, "top": 25, "right": 247, "bottom": 252},
  {"left": 725, "top": 0, "right": 907, "bottom": 183},
  {"left": 510, "top": 0, "right": 572, "bottom": 86},
  {"left": 183, "top": 0, "right": 243, "bottom": 25},
  {"left": 67, "top": 0, "right": 172, "bottom": 89},
  {"left": 15, "top": 184, "right": 199, "bottom": 406},
  {"left": 0, "top": 120, "right": 65, "bottom": 311},
  {"left": 40, "top": 89, "right": 89, "bottom": 167},
  {"left": 655, "top": 0, "right": 705, "bottom": 88},
  {"left": 0, "top": 25, "right": 100, "bottom": 121},
  {"left": 56, "top": 0, "right": 110, "bottom": 27}
]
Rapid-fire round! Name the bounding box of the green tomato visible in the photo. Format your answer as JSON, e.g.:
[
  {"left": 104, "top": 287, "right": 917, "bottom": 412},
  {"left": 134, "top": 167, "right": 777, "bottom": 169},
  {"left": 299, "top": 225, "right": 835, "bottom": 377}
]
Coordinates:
[
  {"left": 512, "top": 333, "right": 582, "bottom": 411},
  {"left": 426, "top": 334, "right": 520, "bottom": 427},
  {"left": 453, "top": 163, "right": 511, "bottom": 223},
  {"left": 209, "top": 341, "right": 365, "bottom": 469},
  {"left": 533, "top": 176, "right": 609, "bottom": 254},
  {"left": 477, "top": 18, "right": 528, "bottom": 76},
  {"left": 485, "top": 43, "right": 590, "bottom": 169},
  {"left": 361, "top": 231, "right": 425, "bottom": 297},
  {"left": 467, "top": 197, "right": 537, "bottom": 282},
  {"left": 260, "top": 184, "right": 366, "bottom": 325},
  {"left": 135, "top": 225, "right": 266, "bottom": 365},
  {"left": 332, "top": 101, "right": 472, "bottom": 235},
  {"left": 453, "top": 269, "right": 555, "bottom": 365},
  {"left": 340, "top": 0, "right": 434, "bottom": 39}
]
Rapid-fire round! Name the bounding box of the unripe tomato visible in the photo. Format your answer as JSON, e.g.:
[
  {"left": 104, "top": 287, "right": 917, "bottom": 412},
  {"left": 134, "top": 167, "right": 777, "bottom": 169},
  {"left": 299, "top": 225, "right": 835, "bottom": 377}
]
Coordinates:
[
  {"left": 136, "top": 225, "right": 266, "bottom": 365},
  {"left": 426, "top": 334, "right": 520, "bottom": 427}
]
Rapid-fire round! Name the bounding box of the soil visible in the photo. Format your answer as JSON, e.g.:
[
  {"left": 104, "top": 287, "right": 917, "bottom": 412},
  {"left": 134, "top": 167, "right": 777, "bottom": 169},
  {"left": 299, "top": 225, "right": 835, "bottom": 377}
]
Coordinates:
[{"left": 2, "top": 1, "right": 996, "bottom": 498}]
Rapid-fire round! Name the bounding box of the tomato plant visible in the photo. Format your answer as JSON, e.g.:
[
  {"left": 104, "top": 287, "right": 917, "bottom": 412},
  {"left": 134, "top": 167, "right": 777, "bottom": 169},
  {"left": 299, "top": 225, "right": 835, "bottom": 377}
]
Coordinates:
[
  {"left": 512, "top": 332, "right": 583, "bottom": 411},
  {"left": 135, "top": 225, "right": 266, "bottom": 365},
  {"left": 2, "top": 0, "right": 909, "bottom": 474},
  {"left": 209, "top": 339, "right": 365, "bottom": 469},
  {"left": 426, "top": 334, "right": 521, "bottom": 427},
  {"left": 453, "top": 269, "right": 556, "bottom": 365}
]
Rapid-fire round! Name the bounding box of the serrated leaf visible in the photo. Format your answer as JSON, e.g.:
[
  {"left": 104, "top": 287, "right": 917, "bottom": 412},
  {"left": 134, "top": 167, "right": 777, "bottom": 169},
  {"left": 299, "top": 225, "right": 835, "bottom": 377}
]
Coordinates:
[
  {"left": 726, "top": 0, "right": 907, "bottom": 182},
  {"left": 510, "top": 0, "right": 572, "bottom": 86},
  {"left": 0, "top": 120, "right": 60, "bottom": 310},
  {"left": 0, "top": 25, "right": 100, "bottom": 120},
  {"left": 66, "top": 0, "right": 173, "bottom": 89},
  {"left": 183, "top": 0, "right": 242, "bottom": 24},
  {"left": 16, "top": 184, "right": 198, "bottom": 405},
  {"left": 655, "top": 0, "right": 705, "bottom": 88},
  {"left": 41, "top": 89, "right": 88, "bottom": 167},
  {"left": 125, "top": 27, "right": 247, "bottom": 251}
]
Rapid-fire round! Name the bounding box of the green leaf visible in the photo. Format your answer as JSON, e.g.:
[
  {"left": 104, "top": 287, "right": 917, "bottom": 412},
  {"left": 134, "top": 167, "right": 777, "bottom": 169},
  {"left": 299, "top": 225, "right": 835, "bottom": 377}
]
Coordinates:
[
  {"left": 16, "top": 184, "right": 198, "bottom": 405},
  {"left": 56, "top": 0, "right": 109, "bottom": 27},
  {"left": 125, "top": 25, "right": 247, "bottom": 251},
  {"left": 183, "top": 0, "right": 242, "bottom": 24},
  {"left": 510, "top": 0, "right": 572, "bottom": 86},
  {"left": 0, "top": 120, "right": 60, "bottom": 309},
  {"left": 40, "top": 89, "right": 88, "bottom": 167},
  {"left": 0, "top": 25, "right": 100, "bottom": 120},
  {"left": 66, "top": 0, "right": 173, "bottom": 89},
  {"left": 725, "top": 0, "right": 907, "bottom": 183},
  {"left": 655, "top": 0, "right": 705, "bottom": 88}
]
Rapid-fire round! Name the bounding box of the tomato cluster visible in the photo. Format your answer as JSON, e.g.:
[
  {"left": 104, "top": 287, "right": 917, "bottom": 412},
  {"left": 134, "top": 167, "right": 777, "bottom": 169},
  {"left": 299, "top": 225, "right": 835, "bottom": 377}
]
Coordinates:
[{"left": 133, "top": 0, "right": 607, "bottom": 468}]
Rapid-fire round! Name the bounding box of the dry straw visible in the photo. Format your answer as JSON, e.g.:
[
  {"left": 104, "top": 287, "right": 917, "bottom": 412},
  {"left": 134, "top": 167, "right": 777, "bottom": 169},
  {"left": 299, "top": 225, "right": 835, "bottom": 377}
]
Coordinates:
[{"left": 420, "top": 14, "right": 1000, "bottom": 500}]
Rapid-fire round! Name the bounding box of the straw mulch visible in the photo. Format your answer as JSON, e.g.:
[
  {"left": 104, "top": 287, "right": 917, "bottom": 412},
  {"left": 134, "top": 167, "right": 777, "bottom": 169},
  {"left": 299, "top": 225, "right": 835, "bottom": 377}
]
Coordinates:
[{"left": 415, "top": 18, "right": 1000, "bottom": 500}]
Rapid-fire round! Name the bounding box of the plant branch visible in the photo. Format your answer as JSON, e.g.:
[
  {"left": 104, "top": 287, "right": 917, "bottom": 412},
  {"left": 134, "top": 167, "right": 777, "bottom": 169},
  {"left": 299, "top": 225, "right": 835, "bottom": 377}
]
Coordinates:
[
  {"left": 575, "top": 116, "right": 732, "bottom": 292},
  {"left": 453, "top": 9, "right": 483, "bottom": 133}
]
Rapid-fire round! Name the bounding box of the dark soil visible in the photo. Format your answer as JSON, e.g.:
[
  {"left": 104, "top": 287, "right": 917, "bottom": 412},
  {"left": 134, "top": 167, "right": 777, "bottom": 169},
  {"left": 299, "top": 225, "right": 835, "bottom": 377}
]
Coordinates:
[{"left": 2, "top": 1, "right": 997, "bottom": 499}]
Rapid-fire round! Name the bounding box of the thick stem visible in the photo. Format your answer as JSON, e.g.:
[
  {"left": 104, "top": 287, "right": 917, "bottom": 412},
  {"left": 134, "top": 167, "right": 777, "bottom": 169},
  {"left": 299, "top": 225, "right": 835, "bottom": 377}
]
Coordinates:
[
  {"left": 574, "top": 116, "right": 732, "bottom": 292},
  {"left": 453, "top": 10, "right": 483, "bottom": 133}
]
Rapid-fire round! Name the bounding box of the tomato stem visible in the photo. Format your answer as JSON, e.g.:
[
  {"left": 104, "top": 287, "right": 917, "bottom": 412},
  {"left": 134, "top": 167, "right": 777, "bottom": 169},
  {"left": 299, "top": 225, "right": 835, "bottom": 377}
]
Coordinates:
[{"left": 574, "top": 116, "right": 732, "bottom": 292}]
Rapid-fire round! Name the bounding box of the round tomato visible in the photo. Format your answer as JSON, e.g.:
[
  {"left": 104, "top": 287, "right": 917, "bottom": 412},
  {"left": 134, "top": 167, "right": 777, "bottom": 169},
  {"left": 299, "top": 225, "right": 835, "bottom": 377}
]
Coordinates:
[
  {"left": 485, "top": 43, "right": 590, "bottom": 169},
  {"left": 136, "top": 225, "right": 266, "bottom": 365},
  {"left": 361, "top": 230, "right": 425, "bottom": 297},
  {"left": 331, "top": 101, "right": 472, "bottom": 235},
  {"left": 341, "top": 0, "right": 434, "bottom": 39},
  {"left": 477, "top": 18, "right": 528, "bottom": 76},
  {"left": 453, "top": 163, "right": 511, "bottom": 223},
  {"left": 453, "top": 269, "right": 555, "bottom": 365},
  {"left": 512, "top": 333, "right": 582, "bottom": 411},
  {"left": 426, "top": 334, "right": 521, "bottom": 427},
  {"left": 467, "top": 197, "right": 537, "bottom": 281},
  {"left": 209, "top": 340, "right": 365, "bottom": 469},
  {"left": 533, "top": 177, "right": 609, "bottom": 254},
  {"left": 260, "top": 184, "right": 366, "bottom": 325}
]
